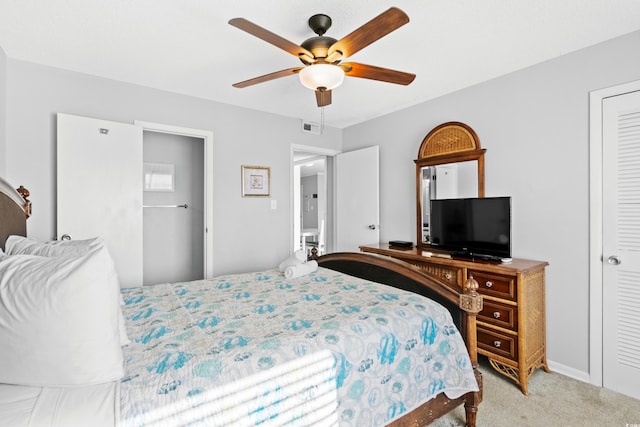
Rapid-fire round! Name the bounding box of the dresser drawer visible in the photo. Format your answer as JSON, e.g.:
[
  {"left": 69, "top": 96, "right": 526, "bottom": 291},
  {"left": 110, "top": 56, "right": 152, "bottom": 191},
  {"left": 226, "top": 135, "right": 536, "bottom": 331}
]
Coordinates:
[
  {"left": 478, "top": 300, "right": 517, "bottom": 331},
  {"left": 478, "top": 326, "right": 518, "bottom": 361},
  {"left": 412, "top": 262, "right": 462, "bottom": 290},
  {"left": 470, "top": 270, "right": 516, "bottom": 301}
]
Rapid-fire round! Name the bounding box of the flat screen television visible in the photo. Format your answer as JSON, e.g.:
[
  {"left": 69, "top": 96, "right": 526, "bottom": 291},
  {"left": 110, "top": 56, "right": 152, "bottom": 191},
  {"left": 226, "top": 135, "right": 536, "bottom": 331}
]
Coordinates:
[{"left": 430, "top": 196, "right": 511, "bottom": 260}]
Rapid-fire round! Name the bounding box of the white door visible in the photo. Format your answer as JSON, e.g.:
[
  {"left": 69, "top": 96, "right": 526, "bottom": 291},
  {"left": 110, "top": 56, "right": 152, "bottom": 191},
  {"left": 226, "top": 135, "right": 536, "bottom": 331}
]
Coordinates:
[
  {"left": 336, "top": 146, "right": 379, "bottom": 252},
  {"left": 57, "top": 113, "right": 143, "bottom": 288},
  {"left": 602, "top": 90, "right": 640, "bottom": 399},
  {"left": 434, "top": 164, "right": 458, "bottom": 199}
]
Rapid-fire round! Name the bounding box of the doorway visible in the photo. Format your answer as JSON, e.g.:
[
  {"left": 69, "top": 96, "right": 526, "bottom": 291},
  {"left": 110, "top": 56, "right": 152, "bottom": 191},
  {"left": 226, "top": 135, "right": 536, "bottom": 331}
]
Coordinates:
[
  {"left": 57, "top": 115, "right": 213, "bottom": 286},
  {"left": 294, "top": 152, "right": 328, "bottom": 256},
  {"left": 142, "top": 131, "right": 203, "bottom": 286},
  {"left": 135, "top": 121, "right": 214, "bottom": 282},
  {"left": 589, "top": 80, "right": 640, "bottom": 399},
  {"left": 291, "top": 145, "right": 339, "bottom": 256}
]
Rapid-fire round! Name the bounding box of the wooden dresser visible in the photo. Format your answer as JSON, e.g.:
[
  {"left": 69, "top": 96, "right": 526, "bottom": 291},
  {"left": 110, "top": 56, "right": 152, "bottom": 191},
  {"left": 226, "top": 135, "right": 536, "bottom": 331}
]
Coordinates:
[{"left": 360, "top": 243, "right": 549, "bottom": 395}]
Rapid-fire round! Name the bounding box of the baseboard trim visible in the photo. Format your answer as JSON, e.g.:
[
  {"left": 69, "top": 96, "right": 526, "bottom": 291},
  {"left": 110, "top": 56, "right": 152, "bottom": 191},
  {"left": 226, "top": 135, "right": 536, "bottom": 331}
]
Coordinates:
[{"left": 547, "top": 360, "right": 591, "bottom": 384}]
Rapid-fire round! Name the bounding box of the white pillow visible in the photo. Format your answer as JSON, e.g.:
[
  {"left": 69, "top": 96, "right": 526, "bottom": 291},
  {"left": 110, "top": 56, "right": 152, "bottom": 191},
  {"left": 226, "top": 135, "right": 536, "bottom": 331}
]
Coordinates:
[
  {"left": 5, "top": 235, "right": 102, "bottom": 257},
  {"left": 3, "top": 235, "right": 130, "bottom": 346},
  {"left": 0, "top": 246, "right": 124, "bottom": 387}
]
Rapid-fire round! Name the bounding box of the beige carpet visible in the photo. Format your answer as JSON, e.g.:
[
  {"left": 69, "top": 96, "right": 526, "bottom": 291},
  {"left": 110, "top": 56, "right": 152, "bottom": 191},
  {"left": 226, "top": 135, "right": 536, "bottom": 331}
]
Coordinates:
[{"left": 430, "top": 358, "right": 640, "bottom": 427}]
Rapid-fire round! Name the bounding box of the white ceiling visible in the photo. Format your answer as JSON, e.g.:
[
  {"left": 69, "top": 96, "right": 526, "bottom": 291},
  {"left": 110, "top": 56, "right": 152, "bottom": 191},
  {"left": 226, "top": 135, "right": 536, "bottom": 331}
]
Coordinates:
[{"left": 1, "top": 1, "right": 640, "bottom": 128}]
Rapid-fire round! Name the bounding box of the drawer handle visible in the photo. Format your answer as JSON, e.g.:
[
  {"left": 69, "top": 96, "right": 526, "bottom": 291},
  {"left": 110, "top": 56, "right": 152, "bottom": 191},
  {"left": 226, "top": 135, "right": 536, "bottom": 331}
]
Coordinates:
[
  {"left": 444, "top": 273, "right": 452, "bottom": 280},
  {"left": 493, "top": 340, "right": 502, "bottom": 348},
  {"left": 485, "top": 281, "right": 494, "bottom": 288},
  {"left": 493, "top": 311, "right": 501, "bottom": 319}
]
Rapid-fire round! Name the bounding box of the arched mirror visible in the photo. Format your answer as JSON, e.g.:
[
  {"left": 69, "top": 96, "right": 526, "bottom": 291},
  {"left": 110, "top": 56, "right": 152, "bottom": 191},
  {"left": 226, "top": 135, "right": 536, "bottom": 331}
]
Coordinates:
[{"left": 415, "top": 122, "right": 486, "bottom": 249}]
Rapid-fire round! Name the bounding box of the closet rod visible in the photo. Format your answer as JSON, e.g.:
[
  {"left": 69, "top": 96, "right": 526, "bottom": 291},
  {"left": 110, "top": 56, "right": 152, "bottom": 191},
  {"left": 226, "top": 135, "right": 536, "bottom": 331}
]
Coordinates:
[{"left": 143, "top": 204, "right": 188, "bottom": 209}]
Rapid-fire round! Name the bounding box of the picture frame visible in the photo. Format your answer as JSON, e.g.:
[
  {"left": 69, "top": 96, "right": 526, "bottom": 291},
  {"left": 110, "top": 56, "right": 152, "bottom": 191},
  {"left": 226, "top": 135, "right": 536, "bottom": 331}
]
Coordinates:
[{"left": 241, "top": 165, "right": 271, "bottom": 197}]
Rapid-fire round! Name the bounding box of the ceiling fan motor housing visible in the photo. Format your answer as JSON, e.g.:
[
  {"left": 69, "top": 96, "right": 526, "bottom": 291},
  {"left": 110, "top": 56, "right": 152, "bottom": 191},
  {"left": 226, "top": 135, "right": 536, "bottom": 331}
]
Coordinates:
[
  {"left": 300, "top": 36, "right": 338, "bottom": 64},
  {"left": 299, "top": 14, "right": 339, "bottom": 64}
]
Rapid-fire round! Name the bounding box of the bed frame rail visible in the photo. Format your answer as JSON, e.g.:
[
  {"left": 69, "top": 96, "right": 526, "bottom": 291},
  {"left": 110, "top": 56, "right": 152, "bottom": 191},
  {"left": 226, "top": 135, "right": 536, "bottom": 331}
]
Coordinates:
[{"left": 316, "top": 252, "right": 483, "bottom": 427}]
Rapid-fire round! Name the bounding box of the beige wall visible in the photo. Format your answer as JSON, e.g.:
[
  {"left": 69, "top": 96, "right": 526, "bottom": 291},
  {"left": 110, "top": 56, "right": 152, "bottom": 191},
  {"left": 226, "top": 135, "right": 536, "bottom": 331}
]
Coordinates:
[
  {"left": 3, "top": 29, "right": 640, "bottom": 379},
  {"left": 342, "top": 30, "right": 640, "bottom": 378},
  {"left": 3, "top": 58, "right": 342, "bottom": 275},
  {"left": 0, "top": 47, "right": 6, "bottom": 177}
]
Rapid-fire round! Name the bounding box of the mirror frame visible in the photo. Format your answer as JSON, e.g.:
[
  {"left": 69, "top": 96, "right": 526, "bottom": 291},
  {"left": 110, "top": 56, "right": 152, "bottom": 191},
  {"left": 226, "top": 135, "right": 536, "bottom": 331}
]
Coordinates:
[{"left": 415, "top": 122, "right": 486, "bottom": 250}]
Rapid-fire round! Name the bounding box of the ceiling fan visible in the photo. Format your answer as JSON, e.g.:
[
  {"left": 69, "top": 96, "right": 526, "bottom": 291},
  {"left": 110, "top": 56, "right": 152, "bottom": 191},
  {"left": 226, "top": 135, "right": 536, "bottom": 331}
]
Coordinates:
[{"left": 229, "top": 7, "right": 416, "bottom": 108}]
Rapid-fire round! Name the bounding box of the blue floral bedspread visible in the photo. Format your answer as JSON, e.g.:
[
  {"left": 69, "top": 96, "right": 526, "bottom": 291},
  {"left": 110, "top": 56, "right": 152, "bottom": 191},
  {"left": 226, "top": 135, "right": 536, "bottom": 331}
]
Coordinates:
[{"left": 119, "top": 267, "right": 478, "bottom": 426}]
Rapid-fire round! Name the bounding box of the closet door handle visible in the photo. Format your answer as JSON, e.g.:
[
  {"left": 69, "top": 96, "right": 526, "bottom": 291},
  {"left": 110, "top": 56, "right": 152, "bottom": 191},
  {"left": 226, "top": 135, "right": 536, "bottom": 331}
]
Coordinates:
[{"left": 607, "top": 256, "right": 621, "bottom": 265}]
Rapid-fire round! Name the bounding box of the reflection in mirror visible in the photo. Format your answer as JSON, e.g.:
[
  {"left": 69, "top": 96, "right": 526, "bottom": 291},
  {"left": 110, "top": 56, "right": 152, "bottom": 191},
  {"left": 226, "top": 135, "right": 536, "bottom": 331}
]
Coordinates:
[{"left": 421, "top": 161, "right": 479, "bottom": 243}]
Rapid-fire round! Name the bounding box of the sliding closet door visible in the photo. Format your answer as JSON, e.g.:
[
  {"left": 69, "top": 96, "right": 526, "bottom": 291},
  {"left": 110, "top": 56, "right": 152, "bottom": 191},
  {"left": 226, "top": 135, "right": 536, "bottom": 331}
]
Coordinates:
[
  {"left": 602, "top": 90, "right": 640, "bottom": 400},
  {"left": 57, "top": 113, "right": 143, "bottom": 288}
]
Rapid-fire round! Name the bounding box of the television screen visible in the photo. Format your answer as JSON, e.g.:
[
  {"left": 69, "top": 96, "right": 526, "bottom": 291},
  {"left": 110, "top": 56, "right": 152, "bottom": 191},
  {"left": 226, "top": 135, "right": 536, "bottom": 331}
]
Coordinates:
[{"left": 430, "top": 196, "right": 511, "bottom": 259}]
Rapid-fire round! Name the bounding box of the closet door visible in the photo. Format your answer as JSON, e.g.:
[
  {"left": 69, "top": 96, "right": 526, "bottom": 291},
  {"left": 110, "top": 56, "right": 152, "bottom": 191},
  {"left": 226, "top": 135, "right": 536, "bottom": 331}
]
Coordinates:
[
  {"left": 602, "top": 90, "right": 640, "bottom": 400},
  {"left": 57, "top": 113, "right": 143, "bottom": 288}
]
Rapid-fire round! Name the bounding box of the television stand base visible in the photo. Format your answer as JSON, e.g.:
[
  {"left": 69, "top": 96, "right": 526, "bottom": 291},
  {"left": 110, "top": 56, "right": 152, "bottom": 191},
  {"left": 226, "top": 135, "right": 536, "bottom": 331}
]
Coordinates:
[{"left": 451, "top": 251, "right": 508, "bottom": 263}]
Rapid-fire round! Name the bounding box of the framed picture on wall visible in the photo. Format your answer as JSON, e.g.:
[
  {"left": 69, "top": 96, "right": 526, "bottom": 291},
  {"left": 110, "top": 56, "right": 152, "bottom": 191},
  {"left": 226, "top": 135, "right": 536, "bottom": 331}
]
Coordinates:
[{"left": 241, "top": 165, "right": 270, "bottom": 197}]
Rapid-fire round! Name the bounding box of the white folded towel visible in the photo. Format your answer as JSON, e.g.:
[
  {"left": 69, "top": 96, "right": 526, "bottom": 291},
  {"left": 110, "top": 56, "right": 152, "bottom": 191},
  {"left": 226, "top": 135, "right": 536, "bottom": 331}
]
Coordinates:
[
  {"left": 278, "top": 250, "right": 307, "bottom": 272},
  {"left": 293, "top": 249, "right": 306, "bottom": 262},
  {"left": 284, "top": 260, "right": 318, "bottom": 279}
]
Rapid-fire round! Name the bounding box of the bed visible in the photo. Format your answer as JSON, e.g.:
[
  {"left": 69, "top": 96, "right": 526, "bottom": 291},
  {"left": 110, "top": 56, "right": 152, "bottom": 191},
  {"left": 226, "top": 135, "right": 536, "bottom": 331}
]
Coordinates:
[{"left": 0, "top": 176, "right": 482, "bottom": 427}]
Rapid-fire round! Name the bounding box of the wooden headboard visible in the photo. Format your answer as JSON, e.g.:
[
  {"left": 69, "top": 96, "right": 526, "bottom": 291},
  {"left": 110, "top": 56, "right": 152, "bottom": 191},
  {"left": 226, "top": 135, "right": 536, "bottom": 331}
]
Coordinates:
[{"left": 0, "top": 177, "right": 31, "bottom": 251}]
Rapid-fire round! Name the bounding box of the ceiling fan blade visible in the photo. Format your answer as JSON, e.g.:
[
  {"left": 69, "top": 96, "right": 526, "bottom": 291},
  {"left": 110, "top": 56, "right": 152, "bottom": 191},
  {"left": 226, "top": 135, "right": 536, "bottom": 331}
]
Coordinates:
[
  {"left": 316, "top": 89, "right": 332, "bottom": 107},
  {"left": 341, "top": 62, "right": 415, "bottom": 85},
  {"left": 232, "top": 67, "right": 303, "bottom": 88},
  {"left": 328, "top": 7, "right": 409, "bottom": 60},
  {"left": 229, "top": 18, "right": 315, "bottom": 62}
]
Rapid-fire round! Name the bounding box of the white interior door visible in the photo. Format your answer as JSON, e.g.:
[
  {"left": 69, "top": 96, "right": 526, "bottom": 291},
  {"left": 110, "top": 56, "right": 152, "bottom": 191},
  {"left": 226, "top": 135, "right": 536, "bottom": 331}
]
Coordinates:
[
  {"left": 336, "top": 146, "right": 379, "bottom": 252},
  {"left": 602, "top": 90, "right": 640, "bottom": 399},
  {"left": 57, "top": 113, "right": 143, "bottom": 288},
  {"left": 434, "top": 164, "right": 458, "bottom": 199}
]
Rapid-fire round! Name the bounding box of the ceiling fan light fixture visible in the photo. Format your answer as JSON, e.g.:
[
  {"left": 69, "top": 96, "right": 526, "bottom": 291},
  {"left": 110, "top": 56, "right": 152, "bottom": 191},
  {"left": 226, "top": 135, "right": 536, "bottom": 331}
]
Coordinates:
[{"left": 298, "top": 63, "right": 345, "bottom": 91}]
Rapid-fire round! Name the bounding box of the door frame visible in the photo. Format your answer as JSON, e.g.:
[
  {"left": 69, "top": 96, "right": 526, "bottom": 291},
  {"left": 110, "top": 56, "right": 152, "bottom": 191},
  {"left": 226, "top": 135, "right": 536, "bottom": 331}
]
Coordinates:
[
  {"left": 588, "top": 79, "right": 640, "bottom": 387},
  {"left": 290, "top": 144, "right": 339, "bottom": 254},
  {"left": 135, "top": 121, "right": 214, "bottom": 279}
]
